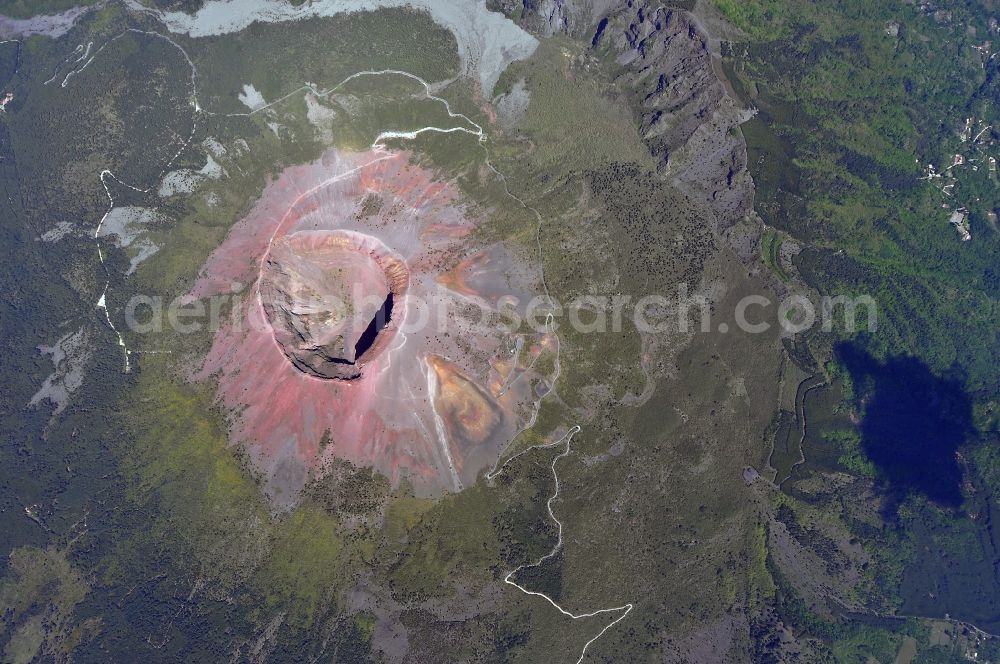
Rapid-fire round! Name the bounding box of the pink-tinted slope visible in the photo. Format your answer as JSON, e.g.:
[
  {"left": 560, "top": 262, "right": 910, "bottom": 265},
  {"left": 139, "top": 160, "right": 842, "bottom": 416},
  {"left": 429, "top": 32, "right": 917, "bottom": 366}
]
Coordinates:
[{"left": 191, "top": 149, "right": 556, "bottom": 504}]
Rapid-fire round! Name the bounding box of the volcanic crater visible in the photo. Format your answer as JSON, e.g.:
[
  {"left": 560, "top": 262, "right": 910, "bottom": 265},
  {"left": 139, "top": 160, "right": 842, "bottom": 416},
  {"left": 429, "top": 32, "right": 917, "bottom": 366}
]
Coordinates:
[
  {"left": 192, "top": 149, "right": 557, "bottom": 503},
  {"left": 260, "top": 229, "right": 409, "bottom": 380}
]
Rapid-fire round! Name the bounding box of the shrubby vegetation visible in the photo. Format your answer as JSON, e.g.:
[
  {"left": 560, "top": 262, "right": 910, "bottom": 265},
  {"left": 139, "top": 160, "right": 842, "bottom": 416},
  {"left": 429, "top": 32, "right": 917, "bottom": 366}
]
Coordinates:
[
  {"left": 723, "top": 0, "right": 1000, "bottom": 655},
  {"left": 724, "top": 0, "right": 1000, "bottom": 392}
]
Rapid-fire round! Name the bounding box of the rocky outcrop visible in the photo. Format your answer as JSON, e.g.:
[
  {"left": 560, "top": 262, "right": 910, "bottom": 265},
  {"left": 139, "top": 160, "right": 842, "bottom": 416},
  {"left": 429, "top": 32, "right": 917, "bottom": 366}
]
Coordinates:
[
  {"left": 490, "top": 0, "right": 618, "bottom": 38},
  {"left": 259, "top": 230, "right": 408, "bottom": 380},
  {"left": 496, "top": 0, "right": 757, "bottom": 254},
  {"left": 613, "top": 5, "right": 755, "bottom": 243}
]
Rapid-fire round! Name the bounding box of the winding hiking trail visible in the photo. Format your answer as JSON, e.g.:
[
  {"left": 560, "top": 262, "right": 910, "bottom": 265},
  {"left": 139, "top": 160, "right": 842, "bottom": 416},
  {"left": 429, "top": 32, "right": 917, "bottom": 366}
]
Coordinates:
[
  {"left": 45, "top": 19, "right": 633, "bottom": 662},
  {"left": 487, "top": 425, "right": 634, "bottom": 663}
]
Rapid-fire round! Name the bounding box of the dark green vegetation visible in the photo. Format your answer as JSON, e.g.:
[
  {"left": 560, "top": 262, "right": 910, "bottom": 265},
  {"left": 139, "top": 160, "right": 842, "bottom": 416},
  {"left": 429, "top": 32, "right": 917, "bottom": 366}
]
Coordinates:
[
  {"left": 723, "top": 0, "right": 1000, "bottom": 392},
  {"left": 0, "top": 5, "right": 480, "bottom": 661},
  {"left": 718, "top": 0, "right": 1000, "bottom": 653},
  {"left": 2, "top": 0, "right": 999, "bottom": 660},
  {"left": 0, "top": 1, "right": 791, "bottom": 659},
  {"left": 760, "top": 229, "right": 789, "bottom": 282},
  {"left": 836, "top": 343, "right": 971, "bottom": 510}
]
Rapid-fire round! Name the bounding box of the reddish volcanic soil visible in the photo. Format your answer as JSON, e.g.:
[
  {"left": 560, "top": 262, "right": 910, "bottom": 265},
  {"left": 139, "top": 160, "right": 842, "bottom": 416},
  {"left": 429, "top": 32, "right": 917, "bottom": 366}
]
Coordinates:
[{"left": 191, "top": 149, "right": 556, "bottom": 504}]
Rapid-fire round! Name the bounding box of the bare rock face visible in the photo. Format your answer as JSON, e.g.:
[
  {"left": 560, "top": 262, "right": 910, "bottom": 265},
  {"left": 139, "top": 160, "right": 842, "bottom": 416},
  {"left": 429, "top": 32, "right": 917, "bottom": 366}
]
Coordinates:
[
  {"left": 259, "top": 230, "right": 408, "bottom": 380},
  {"left": 496, "top": 1, "right": 758, "bottom": 256},
  {"left": 614, "top": 6, "right": 755, "bottom": 246},
  {"left": 489, "top": 0, "right": 618, "bottom": 38}
]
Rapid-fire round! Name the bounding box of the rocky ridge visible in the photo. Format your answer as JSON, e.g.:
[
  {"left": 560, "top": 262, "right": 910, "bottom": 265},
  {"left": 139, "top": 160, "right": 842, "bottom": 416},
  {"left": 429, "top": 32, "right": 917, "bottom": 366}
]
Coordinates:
[{"left": 494, "top": 0, "right": 758, "bottom": 255}]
